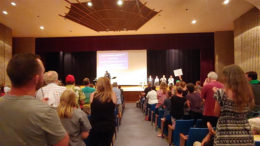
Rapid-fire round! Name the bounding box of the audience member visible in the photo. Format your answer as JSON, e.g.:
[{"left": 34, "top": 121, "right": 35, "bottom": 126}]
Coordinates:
[
  {"left": 82, "top": 78, "right": 95, "bottom": 114},
  {"left": 201, "top": 71, "right": 223, "bottom": 127},
  {"left": 0, "top": 83, "right": 5, "bottom": 97},
  {"left": 195, "top": 80, "right": 202, "bottom": 93},
  {"left": 146, "top": 86, "right": 158, "bottom": 120},
  {"left": 213, "top": 65, "right": 254, "bottom": 145},
  {"left": 171, "top": 87, "right": 187, "bottom": 120},
  {"left": 246, "top": 71, "right": 260, "bottom": 117},
  {"left": 65, "top": 74, "right": 85, "bottom": 108},
  {"left": 57, "top": 89, "right": 91, "bottom": 146},
  {"left": 89, "top": 77, "right": 117, "bottom": 146},
  {"left": 0, "top": 53, "right": 69, "bottom": 146},
  {"left": 36, "top": 71, "right": 66, "bottom": 107},
  {"left": 144, "top": 82, "right": 152, "bottom": 97},
  {"left": 186, "top": 83, "right": 203, "bottom": 124},
  {"left": 156, "top": 82, "right": 168, "bottom": 109},
  {"left": 118, "top": 85, "right": 125, "bottom": 111},
  {"left": 112, "top": 82, "right": 122, "bottom": 118}
]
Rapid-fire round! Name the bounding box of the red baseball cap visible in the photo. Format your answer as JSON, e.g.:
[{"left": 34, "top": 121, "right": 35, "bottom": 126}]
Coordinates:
[{"left": 65, "top": 74, "right": 75, "bottom": 83}]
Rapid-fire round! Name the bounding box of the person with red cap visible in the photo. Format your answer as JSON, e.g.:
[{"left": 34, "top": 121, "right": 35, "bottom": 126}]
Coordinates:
[{"left": 65, "top": 74, "right": 85, "bottom": 108}]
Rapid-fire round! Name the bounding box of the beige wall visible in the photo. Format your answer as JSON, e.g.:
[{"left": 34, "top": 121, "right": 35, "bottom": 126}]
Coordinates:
[
  {"left": 234, "top": 8, "right": 260, "bottom": 78},
  {"left": 214, "top": 31, "right": 234, "bottom": 75},
  {"left": 13, "top": 37, "right": 35, "bottom": 54},
  {"left": 0, "top": 23, "right": 12, "bottom": 86}
]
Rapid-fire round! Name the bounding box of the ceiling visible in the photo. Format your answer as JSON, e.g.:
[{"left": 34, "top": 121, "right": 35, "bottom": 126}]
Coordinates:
[{"left": 0, "top": 0, "right": 254, "bottom": 37}]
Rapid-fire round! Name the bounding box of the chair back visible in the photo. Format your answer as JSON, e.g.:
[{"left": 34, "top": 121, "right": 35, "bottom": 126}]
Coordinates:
[
  {"left": 256, "top": 141, "right": 260, "bottom": 146},
  {"left": 195, "top": 119, "right": 203, "bottom": 128},
  {"left": 185, "top": 128, "right": 208, "bottom": 146},
  {"left": 173, "top": 119, "right": 194, "bottom": 146}
]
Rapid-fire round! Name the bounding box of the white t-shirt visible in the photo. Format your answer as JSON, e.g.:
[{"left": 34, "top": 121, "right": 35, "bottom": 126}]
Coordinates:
[
  {"left": 36, "top": 83, "right": 66, "bottom": 107},
  {"left": 146, "top": 90, "right": 158, "bottom": 104},
  {"left": 168, "top": 78, "right": 174, "bottom": 85}
]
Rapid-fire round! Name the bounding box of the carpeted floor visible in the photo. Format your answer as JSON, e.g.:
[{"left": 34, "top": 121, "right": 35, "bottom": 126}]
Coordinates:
[{"left": 114, "top": 103, "right": 168, "bottom": 146}]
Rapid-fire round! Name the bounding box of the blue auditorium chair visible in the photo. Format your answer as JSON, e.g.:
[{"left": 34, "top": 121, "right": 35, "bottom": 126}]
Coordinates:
[
  {"left": 195, "top": 119, "right": 203, "bottom": 128},
  {"left": 180, "top": 128, "right": 208, "bottom": 146},
  {"left": 256, "top": 141, "right": 260, "bottom": 146},
  {"left": 168, "top": 119, "right": 194, "bottom": 146}
]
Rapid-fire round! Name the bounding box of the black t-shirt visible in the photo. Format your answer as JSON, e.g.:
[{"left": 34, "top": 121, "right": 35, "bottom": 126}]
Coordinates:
[{"left": 171, "top": 95, "right": 186, "bottom": 119}]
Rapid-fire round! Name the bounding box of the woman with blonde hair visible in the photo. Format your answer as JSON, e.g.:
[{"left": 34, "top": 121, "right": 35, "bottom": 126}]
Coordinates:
[
  {"left": 57, "top": 89, "right": 91, "bottom": 146},
  {"left": 89, "top": 77, "right": 117, "bottom": 146},
  {"left": 213, "top": 64, "right": 255, "bottom": 145}
]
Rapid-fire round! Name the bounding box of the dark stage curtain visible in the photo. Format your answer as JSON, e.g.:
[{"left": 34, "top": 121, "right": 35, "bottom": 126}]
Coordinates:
[
  {"left": 39, "top": 52, "right": 96, "bottom": 85},
  {"left": 147, "top": 49, "right": 200, "bottom": 83}
]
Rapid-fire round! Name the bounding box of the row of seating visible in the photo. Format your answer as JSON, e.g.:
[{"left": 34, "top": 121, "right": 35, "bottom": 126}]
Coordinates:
[
  {"left": 137, "top": 103, "right": 260, "bottom": 146},
  {"left": 137, "top": 103, "right": 208, "bottom": 146}
]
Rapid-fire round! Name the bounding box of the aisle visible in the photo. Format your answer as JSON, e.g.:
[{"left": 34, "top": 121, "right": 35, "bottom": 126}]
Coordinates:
[{"left": 114, "top": 103, "right": 168, "bottom": 146}]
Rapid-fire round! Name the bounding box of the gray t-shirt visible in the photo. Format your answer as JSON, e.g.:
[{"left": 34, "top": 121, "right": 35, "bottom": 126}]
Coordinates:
[
  {"left": 60, "top": 108, "right": 91, "bottom": 146},
  {"left": 0, "top": 95, "right": 67, "bottom": 146}
]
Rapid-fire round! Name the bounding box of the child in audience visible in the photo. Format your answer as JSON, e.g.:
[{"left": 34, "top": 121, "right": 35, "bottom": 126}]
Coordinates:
[
  {"left": 57, "top": 89, "right": 92, "bottom": 146},
  {"left": 213, "top": 64, "right": 255, "bottom": 145}
]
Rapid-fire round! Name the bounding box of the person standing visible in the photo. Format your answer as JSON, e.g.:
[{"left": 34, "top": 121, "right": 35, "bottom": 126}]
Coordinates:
[
  {"left": 82, "top": 78, "right": 95, "bottom": 114},
  {"left": 160, "top": 75, "right": 167, "bottom": 84},
  {"left": 168, "top": 75, "right": 174, "bottom": 86},
  {"left": 0, "top": 53, "right": 69, "bottom": 146},
  {"left": 213, "top": 65, "right": 255, "bottom": 145},
  {"left": 36, "top": 71, "right": 66, "bottom": 108},
  {"left": 148, "top": 75, "right": 153, "bottom": 86},
  {"left": 112, "top": 82, "right": 122, "bottom": 118},
  {"left": 89, "top": 77, "right": 117, "bottom": 146},
  {"left": 104, "top": 70, "right": 111, "bottom": 80},
  {"left": 246, "top": 71, "right": 260, "bottom": 117},
  {"left": 57, "top": 89, "right": 92, "bottom": 146},
  {"left": 154, "top": 76, "right": 160, "bottom": 86},
  {"left": 65, "top": 74, "right": 85, "bottom": 109},
  {"left": 201, "top": 71, "right": 223, "bottom": 127}
]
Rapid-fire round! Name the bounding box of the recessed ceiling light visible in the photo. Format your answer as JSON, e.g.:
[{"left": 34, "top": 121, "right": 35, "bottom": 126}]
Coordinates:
[
  {"left": 2, "top": 11, "right": 8, "bottom": 15},
  {"left": 117, "top": 0, "right": 123, "bottom": 6},
  {"left": 87, "top": 2, "right": 92, "bottom": 7},
  {"left": 191, "top": 20, "right": 197, "bottom": 24},
  {"left": 223, "top": 0, "right": 230, "bottom": 5},
  {"left": 11, "top": 2, "right": 16, "bottom": 6},
  {"left": 40, "top": 26, "right": 45, "bottom": 30}
]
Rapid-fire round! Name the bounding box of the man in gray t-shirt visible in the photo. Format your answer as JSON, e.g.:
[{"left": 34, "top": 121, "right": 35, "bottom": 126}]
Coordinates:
[{"left": 0, "top": 54, "right": 69, "bottom": 146}]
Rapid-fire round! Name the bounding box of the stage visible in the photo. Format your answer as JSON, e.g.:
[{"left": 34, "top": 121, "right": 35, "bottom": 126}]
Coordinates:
[{"left": 121, "top": 85, "right": 144, "bottom": 102}]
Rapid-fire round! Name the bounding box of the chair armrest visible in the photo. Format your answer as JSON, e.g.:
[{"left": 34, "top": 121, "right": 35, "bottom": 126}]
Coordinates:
[
  {"left": 180, "top": 133, "right": 188, "bottom": 146},
  {"left": 168, "top": 125, "right": 174, "bottom": 144}
]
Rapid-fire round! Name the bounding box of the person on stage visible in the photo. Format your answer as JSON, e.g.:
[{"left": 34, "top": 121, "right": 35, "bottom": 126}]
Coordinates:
[
  {"left": 160, "top": 75, "right": 167, "bottom": 84},
  {"left": 154, "top": 76, "right": 160, "bottom": 86},
  {"left": 168, "top": 75, "right": 174, "bottom": 86},
  {"left": 148, "top": 75, "right": 153, "bottom": 86},
  {"left": 104, "top": 70, "right": 111, "bottom": 80}
]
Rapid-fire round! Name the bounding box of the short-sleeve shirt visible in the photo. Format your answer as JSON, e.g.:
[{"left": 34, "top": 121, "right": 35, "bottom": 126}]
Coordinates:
[
  {"left": 82, "top": 86, "right": 95, "bottom": 104},
  {"left": 0, "top": 95, "right": 67, "bottom": 146},
  {"left": 201, "top": 81, "right": 223, "bottom": 116},
  {"left": 186, "top": 92, "right": 203, "bottom": 113},
  {"left": 66, "top": 85, "right": 86, "bottom": 106},
  {"left": 112, "top": 87, "right": 121, "bottom": 105},
  {"left": 36, "top": 83, "right": 66, "bottom": 107},
  {"left": 60, "top": 108, "right": 92, "bottom": 146},
  {"left": 171, "top": 95, "right": 186, "bottom": 119}
]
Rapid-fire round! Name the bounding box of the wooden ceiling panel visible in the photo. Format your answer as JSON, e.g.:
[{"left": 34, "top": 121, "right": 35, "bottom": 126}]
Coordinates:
[{"left": 62, "top": 0, "right": 159, "bottom": 31}]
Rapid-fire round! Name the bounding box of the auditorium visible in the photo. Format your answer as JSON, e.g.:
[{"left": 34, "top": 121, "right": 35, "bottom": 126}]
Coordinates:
[{"left": 0, "top": 0, "right": 260, "bottom": 146}]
